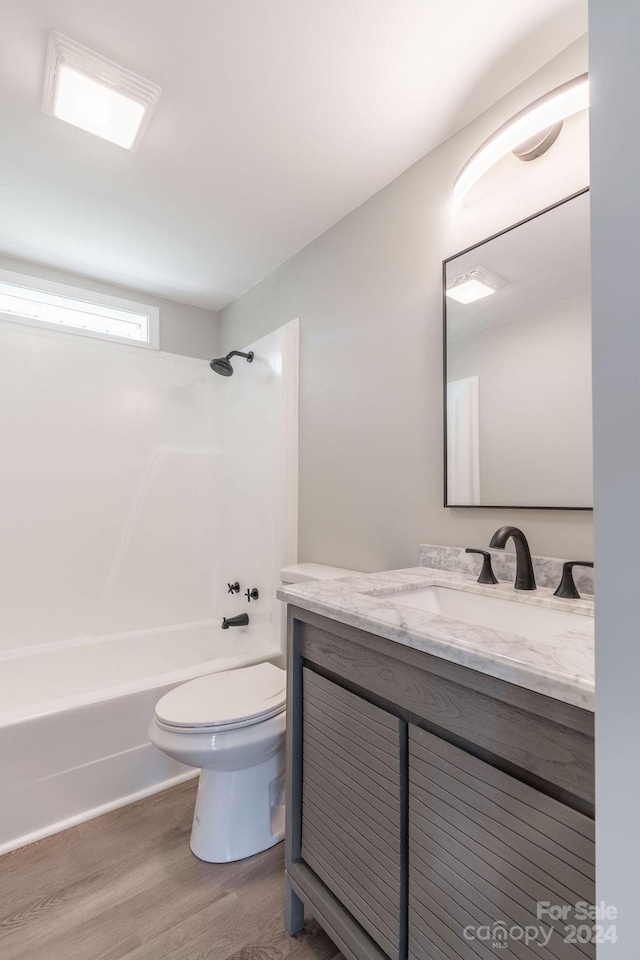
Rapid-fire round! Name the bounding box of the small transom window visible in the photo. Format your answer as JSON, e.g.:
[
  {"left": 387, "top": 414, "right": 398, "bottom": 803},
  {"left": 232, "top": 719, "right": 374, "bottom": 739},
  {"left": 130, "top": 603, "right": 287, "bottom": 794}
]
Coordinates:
[{"left": 0, "top": 270, "right": 159, "bottom": 348}]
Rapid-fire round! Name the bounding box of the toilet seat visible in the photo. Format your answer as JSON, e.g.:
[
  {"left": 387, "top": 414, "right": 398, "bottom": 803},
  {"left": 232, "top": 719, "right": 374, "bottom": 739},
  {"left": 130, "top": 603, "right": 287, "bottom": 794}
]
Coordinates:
[{"left": 154, "top": 662, "right": 286, "bottom": 733}]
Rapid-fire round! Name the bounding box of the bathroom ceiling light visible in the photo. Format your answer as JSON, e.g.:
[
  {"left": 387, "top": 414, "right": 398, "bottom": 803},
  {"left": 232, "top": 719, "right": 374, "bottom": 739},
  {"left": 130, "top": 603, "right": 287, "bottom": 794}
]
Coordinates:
[
  {"left": 446, "top": 267, "right": 505, "bottom": 304},
  {"left": 453, "top": 73, "right": 589, "bottom": 206},
  {"left": 42, "top": 32, "right": 161, "bottom": 150}
]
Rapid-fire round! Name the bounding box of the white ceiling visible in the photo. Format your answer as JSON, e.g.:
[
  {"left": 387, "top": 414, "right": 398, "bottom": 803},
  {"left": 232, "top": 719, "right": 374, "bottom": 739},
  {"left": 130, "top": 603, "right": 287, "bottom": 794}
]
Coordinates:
[{"left": 0, "top": 0, "right": 587, "bottom": 310}]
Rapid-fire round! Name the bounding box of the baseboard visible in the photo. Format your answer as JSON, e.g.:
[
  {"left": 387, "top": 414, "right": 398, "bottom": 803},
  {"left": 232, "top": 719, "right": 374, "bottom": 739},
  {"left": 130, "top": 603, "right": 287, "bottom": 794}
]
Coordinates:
[{"left": 0, "top": 768, "right": 200, "bottom": 857}]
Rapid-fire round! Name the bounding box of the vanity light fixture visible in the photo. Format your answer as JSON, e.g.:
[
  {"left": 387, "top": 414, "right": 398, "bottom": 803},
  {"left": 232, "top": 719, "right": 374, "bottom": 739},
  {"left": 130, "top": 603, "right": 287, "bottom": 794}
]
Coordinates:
[
  {"left": 453, "top": 73, "right": 589, "bottom": 206},
  {"left": 42, "top": 32, "right": 161, "bottom": 150},
  {"left": 446, "top": 267, "right": 505, "bottom": 304}
]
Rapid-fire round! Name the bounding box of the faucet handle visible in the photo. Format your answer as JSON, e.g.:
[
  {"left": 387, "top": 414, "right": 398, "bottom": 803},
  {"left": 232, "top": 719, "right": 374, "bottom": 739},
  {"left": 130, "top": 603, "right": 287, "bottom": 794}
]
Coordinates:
[
  {"left": 554, "top": 561, "right": 593, "bottom": 600},
  {"left": 466, "top": 548, "right": 499, "bottom": 585},
  {"left": 227, "top": 581, "right": 240, "bottom": 594}
]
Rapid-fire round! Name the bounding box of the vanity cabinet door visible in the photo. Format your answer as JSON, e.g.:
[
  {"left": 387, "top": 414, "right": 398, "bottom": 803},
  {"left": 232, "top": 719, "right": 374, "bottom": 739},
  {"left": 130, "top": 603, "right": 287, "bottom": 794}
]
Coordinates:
[
  {"left": 408, "top": 725, "right": 595, "bottom": 960},
  {"left": 301, "top": 668, "right": 402, "bottom": 960}
]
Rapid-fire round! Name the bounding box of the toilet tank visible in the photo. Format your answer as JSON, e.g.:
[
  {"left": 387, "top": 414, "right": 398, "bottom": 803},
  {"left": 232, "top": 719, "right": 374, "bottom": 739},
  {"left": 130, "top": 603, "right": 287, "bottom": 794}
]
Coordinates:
[{"left": 280, "top": 563, "right": 364, "bottom": 585}]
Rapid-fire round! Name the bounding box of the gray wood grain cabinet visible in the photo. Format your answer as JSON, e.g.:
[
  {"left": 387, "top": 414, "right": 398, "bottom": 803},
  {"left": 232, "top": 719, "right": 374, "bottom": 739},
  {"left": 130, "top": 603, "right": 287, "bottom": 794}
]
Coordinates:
[
  {"left": 302, "top": 668, "right": 403, "bottom": 958},
  {"left": 284, "top": 606, "right": 595, "bottom": 960}
]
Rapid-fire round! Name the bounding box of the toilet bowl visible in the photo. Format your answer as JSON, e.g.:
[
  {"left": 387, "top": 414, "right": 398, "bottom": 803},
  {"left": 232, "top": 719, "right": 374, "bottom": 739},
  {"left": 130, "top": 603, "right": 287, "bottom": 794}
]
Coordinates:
[
  {"left": 149, "top": 662, "right": 286, "bottom": 862},
  {"left": 150, "top": 563, "right": 363, "bottom": 863}
]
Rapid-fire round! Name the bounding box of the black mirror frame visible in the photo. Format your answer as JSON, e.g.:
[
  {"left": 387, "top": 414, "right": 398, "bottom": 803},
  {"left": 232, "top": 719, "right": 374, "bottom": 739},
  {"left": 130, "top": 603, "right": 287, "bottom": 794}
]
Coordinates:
[{"left": 442, "top": 186, "right": 592, "bottom": 511}]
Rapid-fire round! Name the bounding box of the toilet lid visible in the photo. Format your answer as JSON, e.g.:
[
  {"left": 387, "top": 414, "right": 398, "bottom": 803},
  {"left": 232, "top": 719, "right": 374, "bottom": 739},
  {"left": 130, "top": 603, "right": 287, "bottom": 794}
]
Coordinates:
[{"left": 154, "top": 662, "right": 286, "bottom": 730}]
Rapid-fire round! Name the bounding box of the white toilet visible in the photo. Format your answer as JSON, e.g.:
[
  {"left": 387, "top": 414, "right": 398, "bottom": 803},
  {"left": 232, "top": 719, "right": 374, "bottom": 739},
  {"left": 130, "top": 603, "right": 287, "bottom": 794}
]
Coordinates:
[{"left": 149, "top": 562, "right": 363, "bottom": 863}]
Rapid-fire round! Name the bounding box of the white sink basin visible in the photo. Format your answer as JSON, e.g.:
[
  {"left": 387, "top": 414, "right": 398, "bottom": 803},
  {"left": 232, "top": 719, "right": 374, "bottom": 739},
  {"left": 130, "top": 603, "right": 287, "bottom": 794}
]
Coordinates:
[{"left": 379, "top": 584, "right": 591, "bottom": 644}]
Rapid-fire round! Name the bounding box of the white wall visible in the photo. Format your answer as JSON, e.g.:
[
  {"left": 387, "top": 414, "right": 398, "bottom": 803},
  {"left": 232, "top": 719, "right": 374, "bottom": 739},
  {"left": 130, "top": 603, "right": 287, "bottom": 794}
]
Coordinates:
[
  {"left": 590, "top": 1, "right": 640, "bottom": 952},
  {"left": 448, "top": 295, "right": 593, "bottom": 507},
  {"left": 0, "top": 321, "right": 223, "bottom": 652},
  {"left": 0, "top": 253, "right": 219, "bottom": 361},
  {"left": 219, "top": 37, "right": 592, "bottom": 571}
]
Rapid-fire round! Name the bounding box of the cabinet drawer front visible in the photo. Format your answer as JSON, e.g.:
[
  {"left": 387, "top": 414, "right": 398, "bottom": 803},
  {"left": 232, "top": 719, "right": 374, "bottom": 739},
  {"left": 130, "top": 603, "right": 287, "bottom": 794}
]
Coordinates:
[
  {"left": 297, "top": 614, "right": 594, "bottom": 811},
  {"left": 301, "top": 668, "right": 402, "bottom": 960},
  {"left": 408, "top": 725, "right": 595, "bottom": 960}
]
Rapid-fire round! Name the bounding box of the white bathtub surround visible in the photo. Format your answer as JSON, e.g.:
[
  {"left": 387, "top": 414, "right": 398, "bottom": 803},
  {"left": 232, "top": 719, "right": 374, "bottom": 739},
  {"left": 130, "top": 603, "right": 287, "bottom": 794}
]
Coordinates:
[
  {"left": 149, "top": 664, "right": 286, "bottom": 863},
  {"left": 0, "top": 323, "right": 223, "bottom": 653},
  {"left": 0, "top": 319, "right": 298, "bottom": 855},
  {"left": 277, "top": 566, "right": 594, "bottom": 710},
  {"left": 419, "top": 542, "right": 594, "bottom": 595},
  {"left": 217, "top": 320, "right": 299, "bottom": 655}
]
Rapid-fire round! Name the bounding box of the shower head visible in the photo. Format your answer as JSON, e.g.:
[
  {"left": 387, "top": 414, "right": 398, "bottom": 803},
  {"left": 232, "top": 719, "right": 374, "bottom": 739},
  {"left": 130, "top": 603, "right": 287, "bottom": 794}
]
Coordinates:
[
  {"left": 209, "top": 356, "right": 234, "bottom": 376},
  {"left": 209, "top": 349, "right": 254, "bottom": 376}
]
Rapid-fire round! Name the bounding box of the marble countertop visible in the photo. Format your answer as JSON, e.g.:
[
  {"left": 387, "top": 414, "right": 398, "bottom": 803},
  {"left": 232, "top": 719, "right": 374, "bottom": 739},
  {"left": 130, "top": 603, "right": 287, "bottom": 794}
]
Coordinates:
[{"left": 277, "top": 567, "right": 595, "bottom": 711}]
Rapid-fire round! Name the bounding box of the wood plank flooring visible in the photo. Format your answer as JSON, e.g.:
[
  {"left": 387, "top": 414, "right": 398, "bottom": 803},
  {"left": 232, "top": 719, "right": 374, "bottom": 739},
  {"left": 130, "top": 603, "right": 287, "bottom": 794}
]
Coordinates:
[{"left": 0, "top": 780, "right": 343, "bottom": 960}]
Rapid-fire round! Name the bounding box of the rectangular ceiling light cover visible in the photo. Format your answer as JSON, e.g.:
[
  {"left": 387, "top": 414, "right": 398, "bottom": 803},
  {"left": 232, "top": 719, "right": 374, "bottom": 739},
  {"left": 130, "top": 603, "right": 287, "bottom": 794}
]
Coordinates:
[{"left": 43, "top": 32, "right": 161, "bottom": 150}]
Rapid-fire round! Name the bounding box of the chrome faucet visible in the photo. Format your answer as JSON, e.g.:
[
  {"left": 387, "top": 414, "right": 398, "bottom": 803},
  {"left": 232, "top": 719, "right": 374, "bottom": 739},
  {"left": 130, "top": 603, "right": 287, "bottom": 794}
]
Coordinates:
[{"left": 489, "top": 526, "right": 536, "bottom": 591}]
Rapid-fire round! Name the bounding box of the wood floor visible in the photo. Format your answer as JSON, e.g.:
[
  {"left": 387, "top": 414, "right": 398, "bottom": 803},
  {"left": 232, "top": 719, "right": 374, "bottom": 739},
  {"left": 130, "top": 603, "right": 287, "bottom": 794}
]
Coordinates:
[{"left": 0, "top": 780, "right": 343, "bottom": 960}]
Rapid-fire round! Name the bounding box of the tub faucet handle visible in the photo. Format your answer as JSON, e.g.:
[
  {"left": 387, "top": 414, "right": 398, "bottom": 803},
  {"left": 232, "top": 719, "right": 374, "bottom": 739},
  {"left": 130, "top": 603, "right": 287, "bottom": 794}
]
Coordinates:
[
  {"left": 245, "top": 588, "right": 259, "bottom": 602},
  {"left": 227, "top": 581, "right": 240, "bottom": 594}
]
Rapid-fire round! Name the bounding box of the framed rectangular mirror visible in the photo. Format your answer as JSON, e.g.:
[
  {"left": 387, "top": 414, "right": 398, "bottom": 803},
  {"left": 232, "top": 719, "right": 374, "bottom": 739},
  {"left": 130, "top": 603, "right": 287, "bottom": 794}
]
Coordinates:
[{"left": 443, "top": 188, "right": 592, "bottom": 510}]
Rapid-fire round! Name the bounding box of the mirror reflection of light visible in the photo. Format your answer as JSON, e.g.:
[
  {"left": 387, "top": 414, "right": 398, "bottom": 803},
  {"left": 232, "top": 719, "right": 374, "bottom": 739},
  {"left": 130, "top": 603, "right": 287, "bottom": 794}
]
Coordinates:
[{"left": 446, "top": 267, "right": 505, "bottom": 304}]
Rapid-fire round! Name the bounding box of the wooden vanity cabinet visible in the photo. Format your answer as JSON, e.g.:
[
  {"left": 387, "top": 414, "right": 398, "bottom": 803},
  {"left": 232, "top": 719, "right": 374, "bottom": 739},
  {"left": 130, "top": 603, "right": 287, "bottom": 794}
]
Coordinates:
[
  {"left": 284, "top": 607, "right": 595, "bottom": 960},
  {"left": 408, "top": 726, "right": 595, "bottom": 960},
  {"left": 301, "top": 668, "right": 403, "bottom": 959}
]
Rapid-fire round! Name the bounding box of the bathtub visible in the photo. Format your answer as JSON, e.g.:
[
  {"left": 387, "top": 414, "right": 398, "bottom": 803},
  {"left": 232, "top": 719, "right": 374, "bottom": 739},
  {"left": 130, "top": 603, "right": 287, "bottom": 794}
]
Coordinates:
[{"left": 0, "top": 622, "right": 277, "bottom": 854}]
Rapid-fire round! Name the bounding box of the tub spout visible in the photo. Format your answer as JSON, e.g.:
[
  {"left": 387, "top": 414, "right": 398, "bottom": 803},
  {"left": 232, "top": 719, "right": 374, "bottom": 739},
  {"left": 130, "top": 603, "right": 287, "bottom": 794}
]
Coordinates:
[{"left": 221, "top": 613, "right": 249, "bottom": 629}]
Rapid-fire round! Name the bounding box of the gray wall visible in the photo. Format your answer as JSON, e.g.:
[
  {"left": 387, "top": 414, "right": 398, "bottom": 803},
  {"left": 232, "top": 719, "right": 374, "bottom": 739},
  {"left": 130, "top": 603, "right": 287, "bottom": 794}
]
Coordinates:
[
  {"left": 448, "top": 295, "right": 593, "bottom": 507},
  {"left": 590, "top": 1, "right": 640, "bottom": 951},
  {"left": 219, "top": 37, "right": 593, "bottom": 571},
  {"left": 0, "top": 254, "right": 219, "bottom": 361}
]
